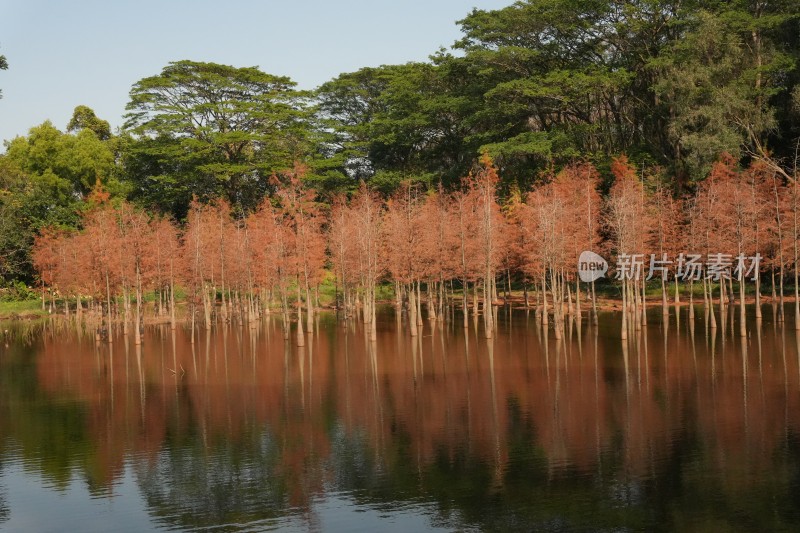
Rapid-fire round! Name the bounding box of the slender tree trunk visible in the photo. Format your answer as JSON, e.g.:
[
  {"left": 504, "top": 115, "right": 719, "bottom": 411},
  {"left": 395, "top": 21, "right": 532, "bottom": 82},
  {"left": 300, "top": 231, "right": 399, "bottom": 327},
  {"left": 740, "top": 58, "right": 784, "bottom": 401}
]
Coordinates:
[
  {"left": 105, "top": 270, "right": 113, "bottom": 343},
  {"left": 296, "top": 280, "right": 305, "bottom": 347},
  {"left": 633, "top": 273, "right": 641, "bottom": 331},
  {"left": 780, "top": 262, "right": 786, "bottom": 322},
  {"left": 755, "top": 268, "right": 762, "bottom": 319},
  {"left": 409, "top": 283, "right": 418, "bottom": 337},
  {"left": 794, "top": 181, "right": 799, "bottom": 329},
  {"left": 202, "top": 285, "right": 212, "bottom": 329},
  {"left": 484, "top": 276, "right": 494, "bottom": 339},
  {"left": 621, "top": 277, "right": 628, "bottom": 340},
  {"left": 416, "top": 281, "right": 423, "bottom": 327},
  {"left": 428, "top": 282, "right": 437, "bottom": 321},
  {"left": 771, "top": 268, "right": 777, "bottom": 302},
  {"left": 640, "top": 275, "right": 647, "bottom": 328},
  {"left": 170, "top": 271, "right": 176, "bottom": 330},
  {"left": 709, "top": 280, "right": 718, "bottom": 330},
  {"left": 541, "top": 276, "right": 549, "bottom": 326},
  {"left": 134, "top": 264, "right": 142, "bottom": 346},
  {"left": 462, "top": 278, "right": 469, "bottom": 328},
  {"left": 739, "top": 272, "right": 747, "bottom": 338},
  {"left": 123, "top": 285, "right": 130, "bottom": 335},
  {"left": 370, "top": 293, "right": 377, "bottom": 341},
  {"left": 552, "top": 271, "right": 562, "bottom": 340},
  {"left": 306, "top": 284, "right": 313, "bottom": 334}
]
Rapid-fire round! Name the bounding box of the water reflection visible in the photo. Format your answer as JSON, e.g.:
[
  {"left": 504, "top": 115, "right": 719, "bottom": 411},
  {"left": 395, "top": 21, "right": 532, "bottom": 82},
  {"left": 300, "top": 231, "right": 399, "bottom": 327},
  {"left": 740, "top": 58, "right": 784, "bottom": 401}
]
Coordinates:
[{"left": 0, "top": 306, "right": 800, "bottom": 530}]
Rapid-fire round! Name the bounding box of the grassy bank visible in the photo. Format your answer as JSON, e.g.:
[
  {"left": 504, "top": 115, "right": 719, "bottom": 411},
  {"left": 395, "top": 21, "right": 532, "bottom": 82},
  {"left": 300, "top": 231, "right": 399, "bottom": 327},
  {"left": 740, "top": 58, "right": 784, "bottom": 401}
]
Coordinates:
[{"left": 0, "top": 300, "right": 48, "bottom": 319}]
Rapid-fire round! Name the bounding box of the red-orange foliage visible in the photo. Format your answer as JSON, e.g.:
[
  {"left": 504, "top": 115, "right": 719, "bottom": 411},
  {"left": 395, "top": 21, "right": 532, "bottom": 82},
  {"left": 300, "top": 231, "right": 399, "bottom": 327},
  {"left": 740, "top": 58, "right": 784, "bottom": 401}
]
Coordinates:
[
  {"left": 383, "top": 182, "right": 425, "bottom": 286},
  {"left": 606, "top": 155, "right": 648, "bottom": 256}
]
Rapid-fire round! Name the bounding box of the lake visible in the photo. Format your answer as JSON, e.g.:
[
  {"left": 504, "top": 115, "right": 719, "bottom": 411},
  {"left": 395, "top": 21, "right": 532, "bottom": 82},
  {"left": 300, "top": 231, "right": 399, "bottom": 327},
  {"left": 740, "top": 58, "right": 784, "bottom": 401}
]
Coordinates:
[{"left": 1, "top": 305, "right": 799, "bottom": 531}]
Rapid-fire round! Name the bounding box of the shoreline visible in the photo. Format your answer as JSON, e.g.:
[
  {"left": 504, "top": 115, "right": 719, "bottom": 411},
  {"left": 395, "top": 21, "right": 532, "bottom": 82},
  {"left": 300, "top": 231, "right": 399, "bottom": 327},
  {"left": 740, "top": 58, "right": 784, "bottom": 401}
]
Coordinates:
[{"left": 3, "top": 292, "right": 798, "bottom": 322}]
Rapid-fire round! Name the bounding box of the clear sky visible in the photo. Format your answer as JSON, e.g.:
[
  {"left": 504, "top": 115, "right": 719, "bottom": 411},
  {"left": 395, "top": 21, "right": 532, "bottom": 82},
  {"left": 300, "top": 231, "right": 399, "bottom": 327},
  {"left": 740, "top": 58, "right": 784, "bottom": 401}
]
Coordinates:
[{"left": 0, "top": 0, "right": 512, "bottom": 146}]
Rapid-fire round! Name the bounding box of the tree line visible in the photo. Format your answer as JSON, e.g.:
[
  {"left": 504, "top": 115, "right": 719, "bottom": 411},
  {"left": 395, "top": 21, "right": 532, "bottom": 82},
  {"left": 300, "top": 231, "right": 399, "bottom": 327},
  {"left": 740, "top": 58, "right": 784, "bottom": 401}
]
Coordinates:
[{"left": 29, "top": 151, "right": 800, "bottom": 342}]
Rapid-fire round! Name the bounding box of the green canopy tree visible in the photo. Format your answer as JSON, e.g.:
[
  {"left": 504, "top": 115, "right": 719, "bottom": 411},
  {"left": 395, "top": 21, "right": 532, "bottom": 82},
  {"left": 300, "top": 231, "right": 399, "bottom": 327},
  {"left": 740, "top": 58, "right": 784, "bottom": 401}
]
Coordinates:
[
  {"left": 449, "top": 0, "right": 684, "bottom": 180},
  {"left": 317, "top": 1, "right": 687, "bottom": 189},
  {"left": 67, "top": 105, "right": 111, "bottom": 141},
  {"left": 0, "top": 121, "right": 117, "bottom": 281},
  {"left": 4, "top": 121, "right": 115, "bottom": 197},
  {"left": 123, "top": 60, "right": 314, "bottom": 216},
  {"left": 317, "top": 61, "right": 478, "bottom": 189},
  {"left": 314, "top": 0, "right": 798, "bottom": 191},
  {"left": 651, "top": 2, "right": 798, "bottom": 185}
]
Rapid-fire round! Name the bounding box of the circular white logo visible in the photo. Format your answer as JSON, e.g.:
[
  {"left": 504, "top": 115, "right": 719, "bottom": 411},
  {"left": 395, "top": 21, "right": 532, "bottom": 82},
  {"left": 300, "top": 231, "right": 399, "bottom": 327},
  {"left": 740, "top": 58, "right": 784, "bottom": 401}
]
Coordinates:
[{"left": 578, "top": 251, "right": 608, "bottom": 283}]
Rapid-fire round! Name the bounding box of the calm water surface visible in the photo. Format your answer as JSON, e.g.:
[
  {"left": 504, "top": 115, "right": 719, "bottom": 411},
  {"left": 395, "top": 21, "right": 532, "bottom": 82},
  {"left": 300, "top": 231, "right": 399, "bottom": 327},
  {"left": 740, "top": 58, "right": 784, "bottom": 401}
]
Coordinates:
[{"left": 1, "top": 306, "right": 800, "bottom": 532}]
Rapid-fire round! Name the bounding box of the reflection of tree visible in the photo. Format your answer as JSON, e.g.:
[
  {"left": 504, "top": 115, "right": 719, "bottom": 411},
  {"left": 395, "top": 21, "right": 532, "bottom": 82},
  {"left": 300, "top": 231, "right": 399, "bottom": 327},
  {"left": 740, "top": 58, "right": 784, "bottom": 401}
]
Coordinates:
[
  {"left": 2, "top": 313, "right": 800, "bottom": 530},
  {"left": 0, "top": 326, "right": 94, "bottom": 491},
  {"left": 0, "top": 488, "right": 8, "bottom": 524},
  {"left": 135, "top": 429, "right": 292, "bottom": 530},
  {"left": 0, "top": 424, "right": 7, "bottom": 524}
]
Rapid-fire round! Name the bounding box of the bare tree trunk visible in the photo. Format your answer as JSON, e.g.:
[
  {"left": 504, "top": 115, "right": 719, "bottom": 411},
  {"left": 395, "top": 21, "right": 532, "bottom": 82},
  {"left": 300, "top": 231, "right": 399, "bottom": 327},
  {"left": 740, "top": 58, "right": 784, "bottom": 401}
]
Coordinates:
[
  {"left": 409, "top": 283, "right": 418, "bottom": 337},
  {"left": 633, "top": 274, "right": 641, "bottom": 331},
  {"left": 739, "top": 273, "right": 747, "bottom": 338},
  {"left": 484, "top": 276, "right": 494, "bottom": 339},
  {"left": 621, "top": 277, "right": 628, "bottom": 340},
  {"left": 296, "top": 281, "right": 305, "bottom": 347},
  {"left": 170, "top": 275, "right": 176, "bottom": 330},
  {"left": 552, "top": 271, "right": 562, "bottom": 340},
  {"left": 709, "top": 281, "right": 718, "bottom": 330},
  {"left": 306, "top": 285, "right": 313, "bottom": 334},
  {"left": 541, "top": 276, "right": 549, "bottom": 326},
  {"left": 134, "top": 264, "right": 142, "bottom": 346},
  {"left": 123, "top": 285, "right": 130, "bottom": 335},
  {"left": 780, "top": 262, "right": 786, "bottom": 322},
  {"left": 416, "top": 281, "right": 423, "bottom": 327},
  {"left": 794, "top": 179, "right": 800, "bottom": 329},
  {"left": 640, "top": 275, "right": 647, "bottom": 329},
  {"left": 428, "top": 282, "right": 437, "bottom": 321},
  {"left": 462, "top": 279, "right": 469, "bottom": 328},
  {"left": 755, "top": 269, "right": 762, "bottom": 319},
  {"left": 281, "top": 288, "right": 290, "bottom": 341},
  {"left": 202, "top": 286, "right": 212, "bottom": 329},
  {"left": 106, "top": 271, "right": 113, "bottom": 342}
]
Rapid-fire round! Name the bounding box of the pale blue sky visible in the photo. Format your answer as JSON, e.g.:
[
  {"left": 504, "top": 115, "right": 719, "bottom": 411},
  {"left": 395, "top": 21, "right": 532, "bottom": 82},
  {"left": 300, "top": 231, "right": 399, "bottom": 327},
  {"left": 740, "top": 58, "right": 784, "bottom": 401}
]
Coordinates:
[{"left": 0, "top": 0, "right": 511, "bottom": 146}]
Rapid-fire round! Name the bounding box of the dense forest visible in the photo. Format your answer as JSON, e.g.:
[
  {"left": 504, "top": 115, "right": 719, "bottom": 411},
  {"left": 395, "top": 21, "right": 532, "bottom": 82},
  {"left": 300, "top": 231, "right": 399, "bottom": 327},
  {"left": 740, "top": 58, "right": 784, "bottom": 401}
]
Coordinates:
[{"left": 2, "top": 0, "right": 800, "bottom": 329}]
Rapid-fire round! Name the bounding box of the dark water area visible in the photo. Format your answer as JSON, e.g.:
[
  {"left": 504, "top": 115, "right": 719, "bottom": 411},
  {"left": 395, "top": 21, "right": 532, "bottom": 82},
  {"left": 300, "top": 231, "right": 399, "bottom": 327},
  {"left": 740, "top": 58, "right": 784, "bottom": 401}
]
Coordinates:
[{"left": 1, "top": 305, "right": 800, "bottom": 532}]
